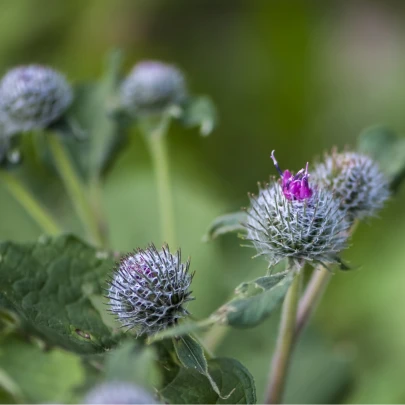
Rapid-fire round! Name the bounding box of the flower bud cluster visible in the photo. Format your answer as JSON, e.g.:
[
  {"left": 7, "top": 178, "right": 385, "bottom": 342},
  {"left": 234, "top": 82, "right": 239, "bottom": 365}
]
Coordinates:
[{"left": 245, "top": 149, "right": 389, "bottom": 268}]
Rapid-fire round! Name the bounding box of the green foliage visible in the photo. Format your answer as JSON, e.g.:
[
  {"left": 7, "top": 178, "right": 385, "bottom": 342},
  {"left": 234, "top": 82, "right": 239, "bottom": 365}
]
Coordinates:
[
  {"left": 0, "top": 334, "right": 85, "bottom": 403},
  {"left": 104, "top": 340, "right": 161, "bottom": 389},
  {"left": 173, "top": 334, "right": 228, "bottom": 399},
  {"left": 203, "top": 211, "right": 247, "bottom": 242},
  {"left": 358, "top": 125, "right": 405, "bottom": 192},
  {"left": 160, "top": 357, "right": 256, "bottom": 404},
  {"left": 181, "top": 96, "right": 218, "bottom": 136},
  {"left": 215, "top": 272, "right": 294, "bottom": 328},
  {"left": 0, "top": 235, "right": 118, "bottom": 354}
]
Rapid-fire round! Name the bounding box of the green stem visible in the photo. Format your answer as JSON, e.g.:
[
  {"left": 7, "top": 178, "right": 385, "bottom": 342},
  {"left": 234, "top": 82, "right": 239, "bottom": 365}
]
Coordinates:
[
  {"left": 265, "top": 266, "right": 303, "bottom": 404},
  {"left": 0, "top": 170, "right": 61, "bottom": 235},
  {"left": 294, "top": 265, "right": 331, "bottom": 340},
  {"left": 143, "top": 117, "right": 176, "bottom": 247},
  {"left": 293, "top": 220, "right": 359, "bottom": 340},
  {"left": 89, "top": 176, "right": 110, "bottom": 248},
  {"left": 47, "top": 135, "right": 103, "bottom": 246},
  {"left": 202, "top": 324, "right": 228, "bottom": 353}
]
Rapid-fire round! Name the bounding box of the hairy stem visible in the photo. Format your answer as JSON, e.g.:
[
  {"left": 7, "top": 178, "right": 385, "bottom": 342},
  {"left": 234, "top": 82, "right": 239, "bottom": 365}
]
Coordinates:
[
  {"left": 48, "top": 135, "right": 104, "bottom": 246},
  {"left": 142, "top": 116, "right": 176, "bottom": 247},
  {"left": 0, "top": 170, "right": 61, "bottom": 235},
  {"left": 265, "top": 267, "right": 303, "bottom": 404}
]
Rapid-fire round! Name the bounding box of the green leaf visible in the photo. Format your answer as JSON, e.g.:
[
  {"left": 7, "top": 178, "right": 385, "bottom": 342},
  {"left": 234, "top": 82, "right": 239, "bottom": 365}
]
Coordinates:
[
  {"left": 0, "top": 234, "right": 119, "bottom": 354},
  {"left": 149, "top": 318, "right": 216, "bottom": 342},
  {"left": 203, "top": 211, "right": 247, "bottom": 242},
  {"left": 216, "top": 272, "right": 294, "bottom": 328},
  {"left": 174, "top": 334, "right": 229, "bottom": 399},
  {"left": 105, "top": 340, "right": 161, "bottom": 389},
  {"left": 0, "top": 334, "right": 85, "bottom": 403},
  {"left": 181, "top": 96, "right": 218, "bottom": 136},
  {"left": 358, "top": 125, "right": 405, "bottom": 191},
  {"left": 160, "top": 357, "right": 256, "bottom": 404}
]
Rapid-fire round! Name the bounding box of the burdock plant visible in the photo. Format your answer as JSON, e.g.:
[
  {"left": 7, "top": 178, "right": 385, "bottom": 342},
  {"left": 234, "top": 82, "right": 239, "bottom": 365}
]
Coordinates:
[{"left": 0, "top": 51, "right": 401, "bottom": 405}]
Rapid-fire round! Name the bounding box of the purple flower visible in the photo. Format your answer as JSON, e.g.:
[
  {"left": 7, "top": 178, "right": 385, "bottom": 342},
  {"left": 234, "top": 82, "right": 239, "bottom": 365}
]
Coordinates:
[{"left": 270, "top": 150, "right": 313, "bottom": 201}]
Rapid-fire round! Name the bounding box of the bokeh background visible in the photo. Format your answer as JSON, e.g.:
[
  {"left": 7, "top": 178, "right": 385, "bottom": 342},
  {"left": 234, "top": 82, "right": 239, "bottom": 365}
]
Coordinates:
[{"left": 1, "top": 1, "right": 405, "bottom": 403}]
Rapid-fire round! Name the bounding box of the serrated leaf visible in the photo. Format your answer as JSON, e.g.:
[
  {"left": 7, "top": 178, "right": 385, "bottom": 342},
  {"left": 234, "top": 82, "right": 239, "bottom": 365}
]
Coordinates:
[
  {"left": 217, "top": 272, "right": 294, "bottom": 328},
  {"left": 358, "top": 125, "right": 405, "bottom": 191},
  {"left": 105, "top": 340, "right": 161, "bottom": 389},
  {"left": 160, "top": 357, "right": 256, "bottom": 404},
  {"left": 149, "top": 318, "right": 216, "bottom": 342},
  {"left": 0, "top": 235, "right": 118, "bottom": 354},
  {"left": 181, "top": 96, "right": 218, "bottom": 136},
  {"left": 203, "top": 211, "right": 247, "bottom": 242},
  {"left": 173, "top": 334, "right": 228, "bottom": 399},
  {"left": 0, "top": 334, "right": 85, "bottom": 403}
]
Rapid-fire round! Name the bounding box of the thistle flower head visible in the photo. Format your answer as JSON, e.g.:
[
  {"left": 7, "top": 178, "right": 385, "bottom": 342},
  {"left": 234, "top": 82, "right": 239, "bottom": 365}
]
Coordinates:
[
  {"left": 107, "top": 244, "right": 194, "bottom": 336},
  {"left": 312, "top": 150, "right": 390, "bottom": 220},
  {"left": 245, "top": 154, "right": 351, "bottom": 267},
  {"left": 120, "top": 60, "right": 187, "bottom": 116},
  {"left": 0, "top": 65, "right": 73, "bottom": 135},
  {"left": 84, "top": 382, "right": 158, "bottom": 404}
]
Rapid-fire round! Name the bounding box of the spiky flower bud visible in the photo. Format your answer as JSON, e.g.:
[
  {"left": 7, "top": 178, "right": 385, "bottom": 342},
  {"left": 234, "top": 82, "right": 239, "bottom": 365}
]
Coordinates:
[
  {"left": 245, "top": 152, "right": 351, "bottom": 267},
  {"left": 0, "top": 65, "right": 73, "bottom": 135},
  {"left": 312, "top": 150, "right": 390, "bottom": 220},
  {"left": 120, "top": 60, "right": 187, "bottom": 116},
  {"left": 108, "top": 244, "right": 194, "bottom": 336},
  {"left": 84, "top": 382, "right": 158, "bottom": 404}
]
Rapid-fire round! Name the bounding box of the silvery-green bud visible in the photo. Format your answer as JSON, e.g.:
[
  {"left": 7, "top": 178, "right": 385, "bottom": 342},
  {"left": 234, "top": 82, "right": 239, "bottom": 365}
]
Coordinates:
[
  {"left": 84, "top": 382, "right": 158, "bottom": 404},
  {"left": 245, "top": 153, "right": 351, "bottom": 268},
  {"left": 108, "top": 244, "right": 194, "bottom": 336},
  {"left": 312, "top": 150, "right": 390, "bottom": 220},
  {"left": 0, "top": 65, "right": 73, "bottom": 135},
  {"left": 120, "top": 61, "right": 187, "bottom": 116}
]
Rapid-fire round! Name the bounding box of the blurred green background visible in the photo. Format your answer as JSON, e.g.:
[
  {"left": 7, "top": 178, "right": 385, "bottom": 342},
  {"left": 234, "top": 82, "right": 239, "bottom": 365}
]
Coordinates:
[{"left": 1, "top": 0, "right": 405, "bottom": 403}]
